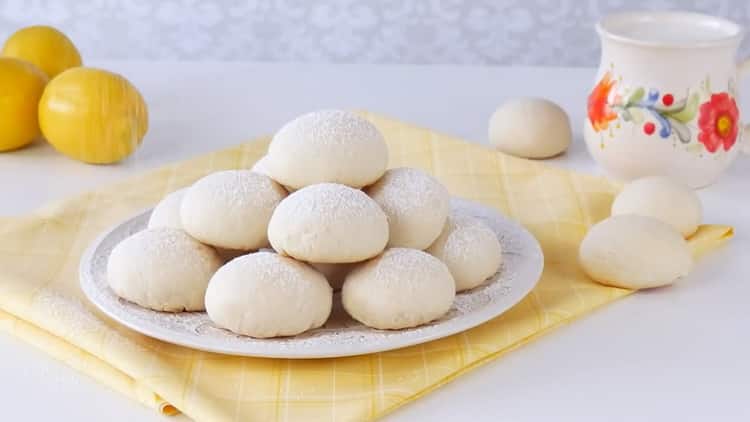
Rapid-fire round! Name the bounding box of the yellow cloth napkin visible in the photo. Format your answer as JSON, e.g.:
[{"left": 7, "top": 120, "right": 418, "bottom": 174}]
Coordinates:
[{"left": 0, "top": 112, "right": 732, "bottom": 421}]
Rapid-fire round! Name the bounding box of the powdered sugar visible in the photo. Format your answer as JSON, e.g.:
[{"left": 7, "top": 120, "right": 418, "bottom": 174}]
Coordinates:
[
  {"left": 365, "top": 167, "right": 451, "bottom": 249},
  {"left": 267, "top": 183, "right": 389, "bottom": 262},
  {"left": 442, "top": 214, "right": 495, "bottom": 261},
  {"left": 221, "top": 251, "right": 320, "bottom": 291},
  {"left": 368, "top": 248, "right": 448, "bottom": 286},
  {"left": 191, "top": 170, "right": 285, "bottom": 209},
  {"left": 80, "top": 198, "right": 543, "bottom": 358},
  {"left": 116, "top": 227, "right": 219, "bottom": 270},
  {"left": 266, "top": 110, "right": 388, "bottom": 189},
  {"left": 107, "top": 227, "right": 222, "bottom": 311},
  {"left": 279, "top": 183, "right": 383, "bottom": 221},
  {"left": 427, "top": 211, "right": 504, "bottom": 291},
  {"left": 31, "top": 290, "right": 149, "bottom": 355},
  {"left": 273, "top": 110, "right": 383, "bottom": 152},
  {"left": 367, "top": 168, "right": 449, "bottom": 217},
  {"left": 32, "top": 290, "right": 108, "bottom": 340},
  {"left": 181, "top": 170, "right": 287, "bottom": 250},
  {"left": 206, "top": 251, "right": 331, "bottom": 338},
  {"left": 343, "top": 247, "right": 455, "bottom": 329},
  {"left": 147, "top": 187, "right": 186, "bottom": 229}
]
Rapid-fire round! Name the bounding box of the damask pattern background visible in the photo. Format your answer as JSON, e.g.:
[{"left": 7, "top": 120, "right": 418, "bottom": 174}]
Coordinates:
[{"left": 0, "top": 0, "right": 748, "bottom": 65}]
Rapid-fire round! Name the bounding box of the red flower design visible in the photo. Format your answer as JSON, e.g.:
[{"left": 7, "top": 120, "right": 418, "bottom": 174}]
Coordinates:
[
  {"left": 697, "top": 93, "right": 740, "bottom": 153},
  {"left": 588, "top": 71, "right": 618, "bottom": 132}
]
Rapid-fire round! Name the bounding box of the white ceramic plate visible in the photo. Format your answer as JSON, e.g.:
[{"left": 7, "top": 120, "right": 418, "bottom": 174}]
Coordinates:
[{"left": 80, "top": 198, "right": 543, "bottom": 359}]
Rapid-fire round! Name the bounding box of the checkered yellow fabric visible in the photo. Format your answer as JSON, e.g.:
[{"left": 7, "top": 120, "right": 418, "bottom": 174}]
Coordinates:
[{"left": 0, "top": 112, "right": 732, "bottom": 421}]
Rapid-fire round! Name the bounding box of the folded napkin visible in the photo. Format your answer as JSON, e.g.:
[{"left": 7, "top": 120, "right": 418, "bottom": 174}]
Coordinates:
[{"left": 0, "top": 112, "right": 732, "bottom": 421}]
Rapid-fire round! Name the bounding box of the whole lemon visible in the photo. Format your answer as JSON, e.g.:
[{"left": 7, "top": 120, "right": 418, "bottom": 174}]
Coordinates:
[
  {"left": 39, "top": 67, "right": 148, "bottom": 164},
  {"left": 2, "top": 25, "right": 82, "bottom": 79},
  {"left": 0, "top": 57, "right": 48, "bottom": 151}
]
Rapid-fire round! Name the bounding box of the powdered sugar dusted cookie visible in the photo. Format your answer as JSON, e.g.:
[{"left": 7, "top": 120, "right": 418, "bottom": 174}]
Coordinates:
[
  {"left": 268, "top": 183, "right": 388, "bottom": 263},
  {"left": 148, "top": 188, "right": 187, "bottom": 230},
  {"left": 107, "top": 227, "right": 222, "bottom": 312},
  {"left": 365, "top": 167, "right": 450, "bottom": 249},
  {"left": 266, "top": 110, "right": 388, "bottom": 189},
  {"left": 250, "top": 155, "right": 271, "bottom": 177},
  {"left": 206, "top": 251, "right": 332, "bottom": 338},
  {"left": 427, "top": 213, "right": 503, "bottom": 291},
  {"left": 181, "top": 170, "right": 287, "bottom": 250},
  {"left": 342, "top": 248, "right": 456, "bottom": 330}
]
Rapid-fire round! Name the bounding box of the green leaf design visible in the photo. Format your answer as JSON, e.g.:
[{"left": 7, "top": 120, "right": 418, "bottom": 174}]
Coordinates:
[
  {"left": 667, "top": 117, "right": 691, "bottom": 143},
  {"left": 625, "top": 87, "right": 645, "bottom": 106},
  {"left": 627, "top": 107, "right": 645, "bottom": 123},
  {"left": 620, "top": 108, "right": 632, "bottom": 122},
  {"left": 665, "top": 92, "right": 700, "bottom": 123}
]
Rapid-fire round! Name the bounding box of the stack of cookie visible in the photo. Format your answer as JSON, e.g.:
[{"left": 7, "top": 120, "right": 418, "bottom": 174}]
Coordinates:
[{"left": 107, "top": 110, "right": 503, "bottom": 338}]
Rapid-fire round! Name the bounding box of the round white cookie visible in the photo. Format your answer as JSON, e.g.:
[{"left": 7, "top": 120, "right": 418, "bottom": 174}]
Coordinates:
[
  {"left": 611, "top": 176, "right": 702, "bottom": 237},
  {"left": 489, "top": 98, "right": 571, "bottom": 159},
  {"left": 268, "top": 183, "right": 389, "bottom": 263},
  {"left": 107, "top": 228, "right": 222, "bottom": 312},
  {"left": 266, "top": 110, "right": 388, "bottom": 189},
  {"left": 181, "top": 170, "right": 287, "bottom": 250},
  {"left": 342, "top": 248, "right": 456, "bottom": 330},
  {"left": 250, "top": 155, "right": 271, "bottom": 177},
  {"left": 579, "top": 215, "right": 692, "bottom": 289},
  {"left": 148, "top": 189, "right": 251, "bottom": 261},
  {"left": 205, "top": 252, "right": 332, "bottom": 338},
  {"left": 427, "top": 214, "right": 503, "bottom": 291},
  {"left": 148, "top": 188, "right": 187, "bottom": 229},
  {"left": 365, "top": 167, "right": 450, "bottom": 249},
  {"left": 310, "top": 262, "right": 355, "bottom": 290},
  {"left": 252, "top": 154, "right": 295, "bottom": 192}
]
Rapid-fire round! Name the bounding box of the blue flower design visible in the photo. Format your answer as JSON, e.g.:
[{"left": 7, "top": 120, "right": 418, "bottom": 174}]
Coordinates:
[{"left": 647, "top": 109, "right": 672, "bottom": 138}]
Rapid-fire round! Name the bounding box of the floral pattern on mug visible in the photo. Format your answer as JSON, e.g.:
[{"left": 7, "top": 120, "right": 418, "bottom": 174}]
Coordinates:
[
  {"left": 587, "top": 71, "right": 618, "bottom": 131},
  {"left": 697, "top": 93, "right": 740, "bottom": 153},
  {"left": 587, "top": 72, "right": 740, "bottom": 154}
]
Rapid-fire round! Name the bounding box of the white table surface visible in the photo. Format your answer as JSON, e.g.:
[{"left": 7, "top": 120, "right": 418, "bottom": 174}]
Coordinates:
[{"left": 1, "top": 61, "right": 748, "bottom": 422}]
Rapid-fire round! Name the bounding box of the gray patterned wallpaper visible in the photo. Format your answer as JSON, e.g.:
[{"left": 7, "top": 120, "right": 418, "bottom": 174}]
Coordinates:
[{"left": 1, "top": 0, "right": 749, "bottom": 66}]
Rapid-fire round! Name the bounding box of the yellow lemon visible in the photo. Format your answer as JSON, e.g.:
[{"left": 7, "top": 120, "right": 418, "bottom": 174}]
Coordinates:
[
  {"left": 2, "top": 25, "right": 82, "bottom": 79},
  {"left": 39, "top": 67, "right": 148, "bottom": 164},
  {"left": 0, "top": 57, "right": 48, "bottom": 151}
]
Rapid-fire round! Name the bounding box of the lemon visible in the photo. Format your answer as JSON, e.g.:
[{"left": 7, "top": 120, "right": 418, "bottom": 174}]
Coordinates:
[
  {"left": 2, "top": 25, "right": 82, "bottom": 79},
  {"left": 0, "top": 57, "right": 48, "bottom": 151},
  {"left": 39, "top": 67, "right": 148, "bottom": 164}
]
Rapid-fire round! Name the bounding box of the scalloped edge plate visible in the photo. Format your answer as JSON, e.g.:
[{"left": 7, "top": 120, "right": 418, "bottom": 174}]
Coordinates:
[{"left": 80, "top": 198, "right": 543, "bottom": 358}]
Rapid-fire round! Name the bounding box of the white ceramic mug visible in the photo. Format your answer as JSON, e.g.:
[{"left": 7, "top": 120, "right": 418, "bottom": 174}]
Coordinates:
[{"left": 583, "top": 11, "right": 749, "bottom": 188}]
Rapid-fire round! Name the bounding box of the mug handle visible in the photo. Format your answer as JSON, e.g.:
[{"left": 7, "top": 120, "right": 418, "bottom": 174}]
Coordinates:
[{"left": 741, "top": 58, "right": 750, "bottom": 154}]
